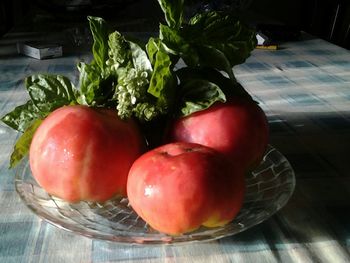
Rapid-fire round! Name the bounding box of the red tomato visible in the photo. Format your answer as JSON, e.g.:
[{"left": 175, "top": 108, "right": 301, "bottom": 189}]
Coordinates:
[
  {"left": 168, "top": 97, "right": 269, "bottom": 171},
  {"left": 29, "top": 105, "right": 144, "bottom": 203},
  {"left": 127, "top": 142, "right": 245, "bottom": 235}
]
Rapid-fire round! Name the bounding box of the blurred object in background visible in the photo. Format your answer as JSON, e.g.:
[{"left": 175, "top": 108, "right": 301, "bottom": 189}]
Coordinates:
[
  {"left": 0, "top": 2, "right": 10, "bottom": 36},
  {"left": 249, "top": 0, "right": 350, "bottom": 49},
  {"left": 0, "top": 0, "right": 28, "bottom": 37},
  {"left": 64, "top": 26, "right": 92, "bottom": 47},
  {"left": 302, "top": 0, "right": 350, "bottom": 49},
  {"left": 32, "top": 0, "right": 139, "bottom": 20},
  {"left": 2, "top": 0, "right": 350, "bottom": 50},
  {"left": 31, "top": 0, "right": 162, "bottom": 32},
  {"left": 256, "top": 24, "right": 301, "bottom": 42}
]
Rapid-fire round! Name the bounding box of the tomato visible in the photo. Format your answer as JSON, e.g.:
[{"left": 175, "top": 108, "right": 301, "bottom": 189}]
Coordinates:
[
  {"left": 29, "top": 105, "right": 144, "bottom": 203},
  {"left": 127, "top": 142, "right": 245, "bottom": 235},
  {"left": 168, "top": 97, "right": 269, "bottom": 171}
]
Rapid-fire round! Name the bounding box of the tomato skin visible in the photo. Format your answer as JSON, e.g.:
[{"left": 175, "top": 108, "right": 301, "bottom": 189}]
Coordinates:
[
  {"left": 168, "top": 97, "right": 269, "bottom": 171},
  {"left": 29, "top": 105, "right": 144, "bottom": 203},
  {"left": 127, "top": 142, "right": 245, "bottom": 235}
]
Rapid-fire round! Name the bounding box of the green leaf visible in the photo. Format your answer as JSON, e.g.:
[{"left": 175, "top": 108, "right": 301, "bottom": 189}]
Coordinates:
[
  {"left": 159, "top": 11, "right": 256, "bottom": 70},
  {"left": 146, "top": 37, "right": 160, "bottom": 66},
  {"left": 77, "top": 62, "right": 102, "bottom": 105},
  {"left": 186, "top": 11, "right": 257, "bottom": 67},
  {"left": 159, "top": 24, "right": 198, "bottom": 66},
  {"left": 1, "top": 100, "right": 42, "bottom": 133},
  {"left": 26, "top": 74, "right": 77, "bottom": 113},
  {"left": 129, "top": 41, "right": 153, "bottom": 73},
  {"left": 78, "top": 62, "right": 117, "bottom": 106},
  {"left": 179, "top": 79, "right": 226, "bottom": 116},
  {"left": 176, "top": 67, "right": 252, "bottom": 100},
  {"left": 157, "top": 0, "right": 184, "bottom": 29},
  {"left": 148, "top": 44, "right": 176, "bottom": 106},
  {"left": 10, "top": 119, "right": 42, "bottom": 168},
  {"left": 88, "top": 16, "right": 109, "bottom": 71},
  {"left": 196, "top": 45, "right": 235, "bottom": 81}
]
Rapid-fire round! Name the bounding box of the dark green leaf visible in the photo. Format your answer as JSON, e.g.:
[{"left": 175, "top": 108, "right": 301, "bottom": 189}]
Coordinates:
[
  {"left": 147, "top": 37, "right": 179, "bottom": 68},
  {"left": 88, "top": 16, "right": 109, "bottom": 71},
  {"left": 1, "top": 100, "right": 42, "bottom": 132},
  {"left": 212, "top": 38, "right": 257, "bottom": 67},
  {"left": 189, "top": 11, "right": 235, "bottom": 39},
  {"left": 186, "top": 11, "right": 257, "bottom": 67},
  {"left": 148, "top": 45, "right": 176, "bottom": 106},
  {"left": 26, "top": 74, "right": 77, "bottom": 113},
  {"left": 179, "top": 79, "right": 226, "bottom": 117},
  {"left": 159, "top": 24, "right": 198, "bottom": 66},
  {"left": 176, "top": 67, "right": 252, "bottom": 100},
  {"left": 78, "top": 62, "right": 116, "bottom": 106},
  {"left": 10, "top": 119, "right": 42, "bottom": 168},
  {"left": 157, "top": 0, "right": 184, "bottom": 29},
  {"left": 196, "top": 45, "right": 235, "bottom": 81}
]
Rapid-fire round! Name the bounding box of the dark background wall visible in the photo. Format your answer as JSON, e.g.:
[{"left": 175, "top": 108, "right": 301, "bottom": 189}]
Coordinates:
[
  {"left": 249, "top": 0, "right": 350, "bottom": 49},
  {"left": 1, "top": 0, "right": 350, "bottom": 49}
]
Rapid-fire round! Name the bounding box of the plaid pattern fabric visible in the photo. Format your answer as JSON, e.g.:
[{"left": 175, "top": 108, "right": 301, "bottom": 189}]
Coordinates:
[{"left": 1, "top": 34, "right": 350, "bottom": 262}]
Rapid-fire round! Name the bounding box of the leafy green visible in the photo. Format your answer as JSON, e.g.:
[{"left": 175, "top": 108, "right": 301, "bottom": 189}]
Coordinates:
[
  {"left": 77, "top": 62, "right": 116, "bottom": 106},
  {"left": 1, "top": 100, "right": 42, "bottom": 133},
  {"left": 146, "top": 37, "right": 159, "bottom": 66},
  {"left": 129, "top": 42, "right": 153, "bottom": 73},
  {"left": 2, "top": 74, "right": 77, "bottom": 134},
  {"left": 26, "top": 74, "right": 77, "bottom": 113},
  {"left": 159, "top": 24, "right": 198, "bottom": 66},
  {"left": 78, "top": 17, "right": 113, "bottom": 106},
  {"left": 174, "top": 67, "right": 252, "bottom": 117},
  {"left": 160, "top": 10, "right": 257, "bottom": 81},
  {"left": 175, "top": 66, "right": 251, "bottom": 117},
  {"left": 10, "top": 119, "right": 42, "bottom": 168},
  {"left": 112, "top": 38, "right": 176, "bottom": 121},
  {"left": 77, "top": 62, "right": 101, "bottom": 105},
  {"left": 108, "top": 36, "right": 156, "bottom": 120},
  {"left": 1, "top": 74, "right": 79, "bottom": 167},
  {"left": 148, "top": 40, "right": 176, "bottom": 110},
  {"left": 179, "top": 79, "right": 226, "bottom": 116},
  {"left": 176, "top": 67, "right": 252, "bottom": 102},
  {"left": 188, "top": 12, "right": 257, "bottom": 67},
  {"left": 196, "top": 45, "right": 235, "bottom": 81},
  {"left": 88, "top": 16, "right": 110, "bottom": 71},
  {"left": 156, "top": 5, "right": 256, "bottom": 117},
  {"left": 157, "top": 0, "right": 184, "bottom": 29}
]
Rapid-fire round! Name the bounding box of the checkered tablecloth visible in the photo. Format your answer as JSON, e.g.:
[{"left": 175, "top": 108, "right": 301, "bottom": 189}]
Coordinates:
[{"left": 1, "top": 33, "right": 350, "bottom": 263}]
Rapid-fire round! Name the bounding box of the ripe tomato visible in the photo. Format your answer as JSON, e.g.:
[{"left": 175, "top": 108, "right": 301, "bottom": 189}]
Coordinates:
[
  {"left": 29, "top": 105, "right": 144, "bottom": 203},
  {"left": 168, "top": 97, "right": 269, "bottom": 171}
]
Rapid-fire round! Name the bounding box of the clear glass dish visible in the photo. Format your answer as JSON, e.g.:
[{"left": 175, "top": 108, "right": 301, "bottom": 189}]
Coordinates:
[{"left": 15, "top": 145, "right": 295, "bottom": 245}]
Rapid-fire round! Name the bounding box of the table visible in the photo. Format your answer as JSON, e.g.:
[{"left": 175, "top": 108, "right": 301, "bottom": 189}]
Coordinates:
[{"left": 1, "top": 30, "right": 350, "bottom": 262}]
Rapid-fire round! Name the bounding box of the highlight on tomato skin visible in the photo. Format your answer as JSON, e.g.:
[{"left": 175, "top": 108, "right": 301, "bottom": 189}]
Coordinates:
[
  {"left": 167, "top": 97, "right": 269, "bottom": 172},
  {"left": 127, "top": 142, "right": 245, "bottom": 235},
  {"left": 29, "top": 105, "right": 145, "bottom": 203}
]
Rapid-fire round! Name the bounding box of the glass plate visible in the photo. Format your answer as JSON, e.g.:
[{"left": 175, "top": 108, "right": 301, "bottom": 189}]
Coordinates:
[{"left": 15, "top": 145, "right": 295, "bottom": 245}]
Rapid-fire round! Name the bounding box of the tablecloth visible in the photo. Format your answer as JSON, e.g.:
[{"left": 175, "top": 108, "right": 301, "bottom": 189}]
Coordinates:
[{"left": 1, "top": 32, "right": 350, "bottom": 262}]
